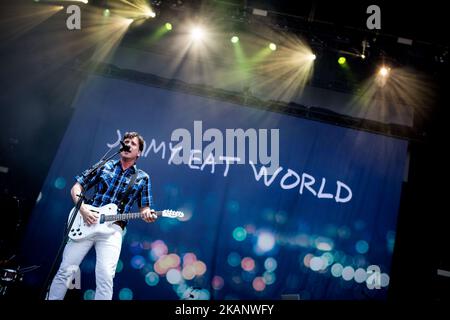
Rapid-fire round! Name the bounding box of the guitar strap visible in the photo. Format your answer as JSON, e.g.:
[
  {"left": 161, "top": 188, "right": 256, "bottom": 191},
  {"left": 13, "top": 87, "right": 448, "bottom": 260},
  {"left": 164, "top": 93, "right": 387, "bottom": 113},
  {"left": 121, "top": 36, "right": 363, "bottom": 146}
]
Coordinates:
[{"left": 117, "top": 172, "right": 138, "bottom": 214}]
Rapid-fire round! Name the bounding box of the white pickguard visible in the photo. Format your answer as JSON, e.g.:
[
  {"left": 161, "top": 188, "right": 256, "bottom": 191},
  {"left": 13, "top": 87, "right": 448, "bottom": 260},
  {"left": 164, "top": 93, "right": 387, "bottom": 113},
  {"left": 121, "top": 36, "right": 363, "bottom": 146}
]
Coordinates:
[{"left": 67, "top": 203, "right": 183, "bottom": 241}]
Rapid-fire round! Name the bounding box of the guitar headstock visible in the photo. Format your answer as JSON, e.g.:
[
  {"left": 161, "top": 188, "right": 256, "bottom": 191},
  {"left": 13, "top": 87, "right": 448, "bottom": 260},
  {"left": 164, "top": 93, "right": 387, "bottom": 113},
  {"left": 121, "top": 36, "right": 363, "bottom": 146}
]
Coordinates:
[{"left": 161, "top": 210, "right": 184, "bottom": 218}]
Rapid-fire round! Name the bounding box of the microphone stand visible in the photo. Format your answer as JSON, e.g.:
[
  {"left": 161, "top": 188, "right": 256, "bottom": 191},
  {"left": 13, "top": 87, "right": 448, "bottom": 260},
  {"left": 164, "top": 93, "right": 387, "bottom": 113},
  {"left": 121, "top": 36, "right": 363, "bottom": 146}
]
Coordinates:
[{"left": 41, "top": 145, "right": 127, "bottom": 300}]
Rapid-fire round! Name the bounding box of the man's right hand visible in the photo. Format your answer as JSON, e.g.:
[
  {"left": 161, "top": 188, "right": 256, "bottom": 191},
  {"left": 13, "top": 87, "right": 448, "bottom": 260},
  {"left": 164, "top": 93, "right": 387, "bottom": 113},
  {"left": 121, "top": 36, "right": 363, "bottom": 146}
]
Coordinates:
[{"left": 80, "top": 204, "right": 99, "bottom": 225}]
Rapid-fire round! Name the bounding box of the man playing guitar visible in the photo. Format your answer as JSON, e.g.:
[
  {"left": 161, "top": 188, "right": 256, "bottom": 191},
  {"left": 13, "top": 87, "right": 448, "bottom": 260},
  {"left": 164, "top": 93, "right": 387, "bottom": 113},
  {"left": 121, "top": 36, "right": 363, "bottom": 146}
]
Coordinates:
[{"left": 47, "top": 131, "right": 157, "bottom": 300}]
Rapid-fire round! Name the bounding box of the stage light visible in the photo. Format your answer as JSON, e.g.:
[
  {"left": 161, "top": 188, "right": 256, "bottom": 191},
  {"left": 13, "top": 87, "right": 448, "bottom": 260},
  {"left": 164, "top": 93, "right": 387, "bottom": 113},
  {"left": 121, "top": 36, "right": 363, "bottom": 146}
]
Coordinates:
[
  {"left": 309, "top": 53, "right": 317, "bottom": 60},
  {"left": 361, "top": 40, "right": 368, "bottom": 60},
  {"left": 165, "top": 22, "right": 172, "bottom": 30},
  {"left": 269, "top": 43, "right": 277, "bottom": 51},
  {"left": 231, "top": 36, "right": 239, "bottom": 43},
  {"left": 338, "top": 56, "right": 346, "bottom": 65},
  {"left": 145, "top": 9, "right": 156, "bottom": 18},
  {"left": 190, "top": 27, "right": 205, "bottom": 41},
  {"left": 379, "top": 66, "right": 390, "bottom": 77},
  {"left": 254, "top": 34, "right": 316, "bottom": 102},
  {"left": 103, "top": 9, "right": 110, "bottom": 17}
]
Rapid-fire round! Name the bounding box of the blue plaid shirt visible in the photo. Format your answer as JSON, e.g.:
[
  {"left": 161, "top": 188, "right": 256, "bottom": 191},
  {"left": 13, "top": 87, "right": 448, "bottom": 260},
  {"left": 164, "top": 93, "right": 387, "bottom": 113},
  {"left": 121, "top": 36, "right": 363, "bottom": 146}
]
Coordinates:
[{"left": 76, "top": 160, "right": 152, "bottom": 221}]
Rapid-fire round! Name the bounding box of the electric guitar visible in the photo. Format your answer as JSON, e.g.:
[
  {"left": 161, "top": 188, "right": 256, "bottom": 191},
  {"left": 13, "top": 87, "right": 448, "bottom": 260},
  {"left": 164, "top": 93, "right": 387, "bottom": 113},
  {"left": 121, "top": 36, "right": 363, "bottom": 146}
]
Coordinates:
[{"left": 67, "top": 203, "right": 184, "bottom": 241}]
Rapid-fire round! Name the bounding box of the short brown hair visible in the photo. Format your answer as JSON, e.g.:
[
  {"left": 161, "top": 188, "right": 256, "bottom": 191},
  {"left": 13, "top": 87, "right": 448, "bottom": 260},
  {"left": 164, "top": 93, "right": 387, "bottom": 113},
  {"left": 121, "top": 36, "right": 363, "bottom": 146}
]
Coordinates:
[{"left": 124, "top": 131, "right": 145, "bottom": 151}]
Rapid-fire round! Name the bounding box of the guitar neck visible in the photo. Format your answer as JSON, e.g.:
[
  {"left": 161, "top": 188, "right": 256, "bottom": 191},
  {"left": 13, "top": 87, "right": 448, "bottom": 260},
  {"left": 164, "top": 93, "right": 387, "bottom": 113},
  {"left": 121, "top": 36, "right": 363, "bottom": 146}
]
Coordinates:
[{"left": 103, "top": 211, "right": 161, "bottom": 222}]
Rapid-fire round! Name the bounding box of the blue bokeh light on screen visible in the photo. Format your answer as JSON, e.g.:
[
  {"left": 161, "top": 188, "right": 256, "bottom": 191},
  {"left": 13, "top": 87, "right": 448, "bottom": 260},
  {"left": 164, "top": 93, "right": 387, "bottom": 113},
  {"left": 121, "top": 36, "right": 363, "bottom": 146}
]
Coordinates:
[{"left": 119, "top": 288, "right": 133, "bottom": 300}]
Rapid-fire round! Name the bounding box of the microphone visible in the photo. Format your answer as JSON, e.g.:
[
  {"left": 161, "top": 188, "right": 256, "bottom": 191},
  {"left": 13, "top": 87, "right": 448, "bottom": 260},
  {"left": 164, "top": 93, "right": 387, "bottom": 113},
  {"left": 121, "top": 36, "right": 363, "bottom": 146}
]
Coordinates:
[{"left": 120, "top": 141, "right": 131, "bottom": 152}]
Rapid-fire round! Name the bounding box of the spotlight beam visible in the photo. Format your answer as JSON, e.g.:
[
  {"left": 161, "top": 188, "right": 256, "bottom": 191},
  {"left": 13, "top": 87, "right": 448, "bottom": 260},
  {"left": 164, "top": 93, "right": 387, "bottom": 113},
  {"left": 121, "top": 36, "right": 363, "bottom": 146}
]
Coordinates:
[{"left": 120, "top": 0, "right": 145, "bottom": 11}]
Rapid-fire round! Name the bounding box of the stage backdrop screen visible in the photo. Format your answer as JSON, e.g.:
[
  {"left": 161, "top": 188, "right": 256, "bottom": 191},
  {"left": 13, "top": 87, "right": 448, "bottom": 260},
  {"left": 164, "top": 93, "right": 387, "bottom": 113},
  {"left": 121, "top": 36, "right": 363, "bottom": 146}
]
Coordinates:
[{"left": 22, "top": 75, "right": 407, "bottom": 300}]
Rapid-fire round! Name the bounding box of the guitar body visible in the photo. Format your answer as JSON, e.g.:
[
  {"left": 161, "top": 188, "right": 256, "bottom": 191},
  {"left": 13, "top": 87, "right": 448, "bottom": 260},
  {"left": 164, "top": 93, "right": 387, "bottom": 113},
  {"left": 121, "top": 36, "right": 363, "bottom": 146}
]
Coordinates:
[
  {"left": 67, "top": 203, "right": 183, "bottom": 241},
  {"left": 68, "top": 203, "right": 119, "bottom": 241}
]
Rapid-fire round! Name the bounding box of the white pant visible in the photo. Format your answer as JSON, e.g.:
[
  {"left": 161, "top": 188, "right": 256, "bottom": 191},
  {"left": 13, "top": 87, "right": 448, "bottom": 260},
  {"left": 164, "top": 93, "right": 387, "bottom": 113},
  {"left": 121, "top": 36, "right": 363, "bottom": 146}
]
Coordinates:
[{"left": 47, "top": 224, "right": 123, "bottom": 300}]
